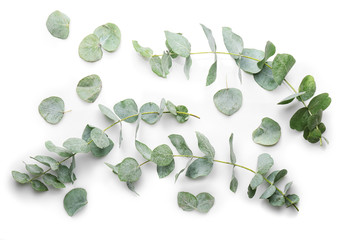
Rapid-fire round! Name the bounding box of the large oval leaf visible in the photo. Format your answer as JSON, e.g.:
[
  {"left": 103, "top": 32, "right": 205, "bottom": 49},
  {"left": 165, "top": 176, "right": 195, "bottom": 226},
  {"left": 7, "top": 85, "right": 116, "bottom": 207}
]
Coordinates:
[
  {"left": 213, "top": 88, "right": 242, "bottom": 116},
  {"left": 38, "top": 96, "right": 65, "bottom": 124}
]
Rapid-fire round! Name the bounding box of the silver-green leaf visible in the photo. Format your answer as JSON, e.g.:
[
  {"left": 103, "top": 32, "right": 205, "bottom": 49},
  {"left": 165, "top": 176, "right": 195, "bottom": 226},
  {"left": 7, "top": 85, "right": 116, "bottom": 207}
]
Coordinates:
[
  {"left": 94, "top": 23, "right": 121, "bottom": 52},
  {"left": 252, "top": 117, "right": 281, "bottom": 146},
  {"left": 90, "top": 128, "right": 110, "bottom": 149},
  {"left": 168, "top": 134, "right": 193, "bottom": 156},
  {"left": 98, "top": 104, "right": 119, "bottom": 122},
  {"left": 46, "top": 10, "right": 70, "bottom": 39},
  {"left": 32, "top": 155, "right": 59, "bottom": 171},
  {"left": 222, "top": 27, "right": 243, "bottom": 59},
  {"left": 213, "top": 88, "right": 242, "bottom": 116},
  {"left": 78, "top": 34, "right": 103, "bottom": 62},
  {"left": 185, "top": 158, "right": 213, "bottom": 179},
  {"left": 63, "top": 138, "right": 90, "bottom": 154},
  {"left": 45, "top": 141, "right": 72, "bottom": 158},
  {"left": 177, "top": 192, "right": 197, "bottom": 211},
  {"left": 164, "top": 31, "right": 191, "bottom": 58},
  {"left": 63, "top": 188, "right": 88, "bottom": 216},
  {"left": 113, "top": 99, "right": 138, "bottom": 123},
  {"left": 38, "top": 96, "right": 65, "bottom": 124},
  {"left": 132, "top": 40, "right": 153, "bottom": 59},
  {"left": 151, "top": 144, "right": 174, "bottom": 166},
  {"left": 196, "top": 192, "right": 215, "bottom": 213},
  {"left": 135, "top": 140, "right": 152, "bottom": 161},
  {"left": 117, "top": 158, "right": 141, "bottom": 182},
  {"left": 76, "top": 74, "right": 102, "bottom": 103},
  {"left": 43, "top": 173, "right": 65, "bottom": 189},
  {"left": 12, "top": 171, "right": 30, "bottom": 184},
  {"left": 257, "top": 153, "right": 274, "bottom": 175}
]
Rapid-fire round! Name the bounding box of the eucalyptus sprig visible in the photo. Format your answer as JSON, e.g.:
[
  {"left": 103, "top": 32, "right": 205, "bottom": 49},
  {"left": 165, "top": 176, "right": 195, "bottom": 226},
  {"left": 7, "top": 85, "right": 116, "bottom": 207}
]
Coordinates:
[
  {"left": 133, "top": 24, "right": 331, "bottom": 145},
  {"left": 12, "top": 98, "right": 199, "bottom": 195},
  {"left": 108, "top": 132, "right": 299, "bottom": 211}
]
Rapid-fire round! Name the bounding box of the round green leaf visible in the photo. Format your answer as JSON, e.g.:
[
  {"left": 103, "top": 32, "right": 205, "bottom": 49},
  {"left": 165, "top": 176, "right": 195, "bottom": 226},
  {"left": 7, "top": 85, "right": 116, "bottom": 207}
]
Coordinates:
[
  {"left": 253, "top": 62, "right": 279, "bottom": 91},
  {"left": 175, "top": 105, "right": 189, "bottom": 123},
  {"left": 177, "top": 192, "right": 197, "bottom": 211},
  {"left": 46, "top": 10, "right": 70, "bottom": 39},
  {"left": 285, "top": 194, "right": 300, "bottom": 207},
  {"left": 157, "top": 160, "right": 175, "bottom": 178},
  {"left": 213, "top": 88, "right": 242, "bottom": 116},
  {"left": 38, "top": 96, "right": 65, "bottom": 124},
  {"left": 298, "top": 75, "right": 316, "bottom": 101},
  {"left": 117, "top": 157, "right": 141, "bottom": 182},
  {"left": 252, "top": 117, "right": 281, "bottom": 146},
  {"left": 78, "top": 34, "right": 103, "bottom": 62},
  {"left": 90, "top": 128, "right": 109, "bottom": 149},
  {"left": 94, "top": 23, "right": 121, "bottom": 52},
  {"left": 240, "top": 48, "right": 265, "bottom": 74},
  {"left": 196, "top": 192, "right": 215, "bottom": 213},
  {"left": 12, "top": 171, "right": 30, "bottom": 184},
  {"left": 63, "top": 138, "right": 90, "bottom": 154},
  {"left": 89, "top": 138, "right": 114, "bottom": 158},
  {"left": 151, "top": 144, "right": 174, "bottom": 166},
  {"left": 76, "top": 74, "right": 102, "bottom": 103},
  {"left": 140, "top": 102, "right": 160, "bottom": 124},
  {"left": 45, "top": 141, "right": 72, "bottom": 157},
  {"left": 290, "top": 107, "right": 311, "bottom": 131},
  {"left": 113, "top": 99, "right": 138, "bottom": 123},
  {"left": 257, "top": 153, "right": 274, "bottom": 175},
  {"left": 63, "top": 188, "right": 88, "bottom": 216},
  {"left": 269, "top": 191, "right": 285, "bottom": 207}
]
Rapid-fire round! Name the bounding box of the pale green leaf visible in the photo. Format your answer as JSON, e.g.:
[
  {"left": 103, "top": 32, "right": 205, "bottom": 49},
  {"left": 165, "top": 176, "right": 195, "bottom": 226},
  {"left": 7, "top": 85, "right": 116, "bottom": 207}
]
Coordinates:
[
  {"left": 177, "top": 192, "right": 197, "bottom": 211},
  {"left": 135, "top": 140, "right": 152, "bottom": 161},
  {"left": 25, "top": 163, "right": 43, "bottom": 176},
  {"left": 250, "top": 173, "right": 263, "bottom": 190},
  {"left": 76, "top": 74, "right": 102, "bottom": 103},
  {"left": 185, "top": 158, "right": 213, "bottom": 179},
  {"left": 117, "top": 157, "right": 141, "bottom": 182},
  {"left": 140, "top": 102, "right": 160, "bottom": 124},
  {"left": 132, "top": 40, "right": 153, "bottom": 59},
  {"left": 260, "top": 185, "right": 276, "bottom": 199},
  {"left": 164, "top": 31, "right": 191, "bottom": 57},
  {"left": 38, "top": 96, "right": 65, "bottom": 124},
  {"left": 257, "top": 41, "right": 276, "bottom": 69},
  {"left": 78, "top": 34, "right": 102, "bottom": 62},
  {"left": 206, "top": 61, "right": 217, "bottom": 86},
  {"left": 175, "top": 105, "right": 189, "bottom": 123},
  {"left": 196, "top": 132, "right": 215, "bottom": 158},
  {"left": 94, "top": 23, "right": 121, "bottom": 52},
  {"left": 278, "top": 92, "right": 306, "bottom": 105},
  {"left": 168, "top": 134, "right": 193, "bottom": 156},
  {"left": 267, "top": 169, "right": 287, "bottom": 184},
  {"left": 285, "top": 194, "right": 300, "bottom": 207},
  {"left": 230, "top": 176, "right": 238, "bottom": 193},
  {"left": 157, "top": 160, "right": 175, "bottom": 178},
  {"left": 32, "top": 155, "right": 59, "bottom": 171},
  {"left": 161, "top": 52, "right": 172, "bottom": 77},
  {"left": 45, "top": 141, "right": 72, "bottom": 158},
  {"left": 149, "top": 56, "right": 165, "bottom": 78},
  {"left": 201, "top": 24, "right": 216, "bottom": 52},
  {"left": 90, "top": 127, "right": 110, "bottom": 149},
  {"left": 252, "top": 117, "right": 281, "bottom": 146},
  {"left": 213, "top": 88, "right": 242, "bottom": 116},
  {"left": 196, "top": 192, "right": 215, "bottom": 213},
  {"left": 222, "top": 27, "right": 243, "bottom": 59},
  {"left": 63, "top": 138, "right": 90, "bottom": 154},
  {"left": 98, "top": 104, "right": 119, "bottom": 122},
  {"left": 165, "top": 100, "right": 177, "bottom": 116},
  {"left": 63, "top": 188, "right": 87, "bottom": 216},
  {"left": 43, "top": 173, "right": 65, "bottom": 188},
  {"left": 46, "top": 10, "right": 70, "bottom": 39},
  {"left": 253, "top": 62, "right": 278, "bottom": 91},
  {"left": 229, "top": 133, "right": 236, "bottom": 164},
  {"left": 31, "top": 180, "right": 48, "bottom": 192},
  {"left": 240, "top": 49, "right": 264, "bottom": 74},
  {"left": 151, "top": 144, "right": 174, "bottom": 166},
  {"left": 284, "top": 182, "right": 293, "bottom": 194},
  {"left": 184, "top": 56, "right": 192, "bottom": 79},
  {"left": 12, "top": 171, "right": 30, "bottom": 184},
  {"left": 257, "top": 153, "right": 274, "bottom": 175},
  {"left": 269, "top": 191, "right": 285, "bottom": 207},
  {"left": 113, "top": 99, "right": 138, "bottom": 123}
]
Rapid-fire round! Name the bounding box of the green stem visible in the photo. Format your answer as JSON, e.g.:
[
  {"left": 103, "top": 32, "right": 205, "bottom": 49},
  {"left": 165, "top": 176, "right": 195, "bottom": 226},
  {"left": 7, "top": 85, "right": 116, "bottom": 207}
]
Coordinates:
[{"left": 173, "top": 154, "right": 299, "bottom": 211}]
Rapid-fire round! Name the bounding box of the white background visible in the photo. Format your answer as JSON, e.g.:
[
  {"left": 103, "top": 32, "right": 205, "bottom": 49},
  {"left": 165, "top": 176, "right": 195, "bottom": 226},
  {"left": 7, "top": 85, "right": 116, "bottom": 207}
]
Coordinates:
[{"left": 0, "top": 0, "right": 358, "bottom": 239}]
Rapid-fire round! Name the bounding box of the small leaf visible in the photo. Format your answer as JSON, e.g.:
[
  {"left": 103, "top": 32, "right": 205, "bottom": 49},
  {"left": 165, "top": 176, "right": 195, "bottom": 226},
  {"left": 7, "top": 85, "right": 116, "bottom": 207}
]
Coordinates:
[
  {"left": 229, "top": 133, "right": 236, "bottom": 164},
  {"left": 140, "top": 102, "right": 160, "bottom": 124},
  {"left": 151, "top": 144, "right": 174, "bottom": 166},
  {"left": 278, "top": 92, "right": 306, "bottom": 105},
  {"left": 257, "top": 41, "right": 276, "bottom": 69},
  {"left": 135, "top": 140, "right": 152, "bottom": 161},
  {"left": 164, "top": 31, "right": 191, "bottom": 58},
  {"left": 94, "top": 23, "right": 121, "bottom": 52},
  {"left": 82, "top": 124, "right": 94, "bottom": 142},
  {"left": 38, "top": 96, "right": 65, "bottom": 124},
  {"left": 82, "top": 125, "right": 114, "bottom": 157},
  {"left": 213, "top": 88, "right": 242, "bottom": 116},
  {"left": 78, "top": 34, "right": 102, "bottom": 62},
  {"left": 46, "top": 10, "right": 70, "bottom": 39},
  {"left": 257, "top": 153, "right": 274, "bottom": 175},
  {"left": 290, "top": 107, "right": 311, "bottom": 131},
  {"left": 165, "top": 100, "right": 177, "bottom": 116},
  {"left": 126, "top": 182, "right": 139, "bottom": 195},
  {"left": 200, "top": 24, "right": 216, "bottom": 52},
  {"left": 76, "top": 74, "right": 102, "bottom": 103},
  {"left": 196, "top": 192, "right": 215, "bottom": 213},
  {"left": 252, "top": 117, "right": 281, "bottom": 146},
  {"left": 298, "top": 75, "right": 316, "bottom": 101},
  {"left": 31, "top": 180, "right": 48, "bottom": 192},
  {"left": 157, "top": 160, "right": 175, "bottom": 178},
  {"left": 285, "top": 194, "right": 300, "bottom": 207},
  {"left": 98, "top": 104, "right": 119, "bottom": 122},
  {"left": 178, "top": 192, "right": 197, "bottom": 211},
  {"left": 186, "top": 158, "right": 213, "bottom": 179},
  {"left": 69, "top": 157, "right": 76, "bottom": 183},
  {"left": 149, "top": 56, "right": 165, "bottom": 77},
  {"left": 175, "top": 158, "right": 195, "bottom": 182},
  {"left": 43, "top": 173, "right": 65, "bottom": 188},
  {"left": 117, "top": 157, "right": 142, "bottom": 182},
  {"left": 161, "top": 52, "right": 172, "bottom": 77},
  {"left": 260, "top": 185, "right": 276, "bottom": 199},
  {"left": 230, "top": 176, "right": 238, "bottom": 193},
  {"left": 90, "top": 128, "right": 109, "bottom": 149},
  {"left": 158, "top": 98, "right": 166, "bottom": 120},
  {"left": 269, "top": 191, "right": 285, "bottom": 207},
  {"left": 240, "top": 49, "right": 265, "bottom": 74},
  {"left": 63, "top": 138, "right": 90, "bottom": 154},
  {"left": 222, "top": 27, "right": 243, "bottom": 59},
  {"left": 63, "top": 188, "right": 87, "bottom": 216},
  {"left": 184, "top": 56, "right": 192, "bottom": 79},
  {"left": 12, "top": 171, "right": 30, "bottom": 184},
  {"left": 250, "top": 173, "right": 263, "bottom": 190},
  {"left": 308, "top": 93, "right": 331, "bottom": 114},
  {"left": 307, "top": 110, "right": 322, "bottom": 131},
  {"left": 113, "top": 99, "right": 138, "bottom": 123},
  {"left": 253, "top": 62, "right": 278, "bottom": 91},
  {"left": 272, "top": 54, "right": 296, "bottom": 85},
  {"left": 267, "top": 169, "right": 287, "bottom": 184},
  {"left": 196, "top": 132, "right": 215, "bottom": 159},
  {"left": 284, "top": 182, "right": 293, "bottom": 194},
  {"left": 45, "top": 141, "right": 72, "bottom": 158},
  {"left": 25, "top": 163, "right": 43, "bottom": 176},
  {"left": 304, "top": 128, "right": 322, "bottom": 143},
  {"left": 56, "top": 165, "right": 74, "bottom": 184},
  {"left": 206, "top": 61, "right": 217, "bottom": 86},
  {"left": 247, "top": 184, "right": 256, "bottom": 198},
  {"left": 132, "top": 40, "right": 153, "bottom": 59},
  {"left": 168, "top": 134, "right": 193, "bottom": 156},
  {"left": 175, "top": 105, "right": 189, "bottom": 123},
  {"left": 32, "top": 155, "right": 59, "bottom": 171}
]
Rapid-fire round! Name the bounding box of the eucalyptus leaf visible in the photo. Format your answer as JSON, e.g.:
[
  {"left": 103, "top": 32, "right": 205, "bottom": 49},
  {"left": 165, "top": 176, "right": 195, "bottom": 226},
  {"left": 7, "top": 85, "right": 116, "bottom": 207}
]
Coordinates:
[
  {"left": 304, "top": 127, "right": 322, "bottom": 143},
  {"left": 161, "top": 52, "right": 172, "bottom": 76},
  {"left": 267, "top": 169, "right": 287, "bottom": 184},
  {"left": 247, "top": 184, "right": 256, "bottom": 198},
  {"left": 308, "top": 93, "right": 331, "bottom": 114},
  {"left": 140, "top": 102, "right": 160, "bottom": 124},
  {"left": 32, "top": 155, "right": 59, "bottom": 171},
  {"left": 196, "top": 132, "right": 215, "bottom": 159},
  {"left": 31, "top": 180, "right": 48, "bottom": 192},
  {"left": 90, "top": 128, "right": 110, "bottom": 149},
  {"left": 151, "top": 144, "right": 174, "bottom": 166},
  {"left": 78, "top": 34, "right": 102, "bottom": 62},
  {"left": 63, "top": 188, "right": 87, "bottom": 216},
  {"left": 230, "top": 176, "right": 238, "bottom": 193},
  {"left": 272, "top": 54, "right": 296, "bottom": 85},
  {"left": 38, "top": 96, "right": 65, "bottom": 124},
  {"left": 240, "top": 49, "right": 264, "bottom": 74},
  {"left": 165, "top": 100, "right": 177, "bottom": 116},
  {"left": 113, "top": 99, "right": 138, "bottom": 123},
  {"left": 185, "top": 158, "right": 213, "bottom": 179},
  {"left": 43, "top": 173, "right": 65, "bottom": 189},
  {"left": 45, "top": 141, "right": 72, "bottom": 158},
  {"left": 213, "top": 88, "right": 242, "bottom": 116},
  {"left": 290, "top": 107, "right": 311, "bottom": 131},
  {"left": 135, "top": 140, "right": 152, "bottom": 161},
  {"left": 307, "top": 110, "right": 322, "bottom": 131},
  {"left": 126, "top": 182, "right": 139, "bottom": 195},
  {"left": 132, "top": 40, "right": 153, "bottom": 59},
  {"left": 229, "top": 133, "right": 236, "bottom": 164},
  {"left": 257, "top": 153, "right": 274, "bottom": 175},
  {"left": 222, "top": 27, "right": 243, "bottom": 59},
  {"left": 260, "top": 185, "right": 276, "bottom": 199},
  {"left": 158, "top": 98, "right": 166, "bottom": 119},
  {"left": 206, "top": 61, "right": 217, "bottom": 86},
  {"left": 76, "top": 74, "right": 102, "bottom": 103},
  {"left": 63, "top": 138, "right": 90, "bottom": 154},
  {"left": 253, "top": 62, "right": 278, "bottom": 91},
  {"left": 157, "top": 160, "right": 175, "bottom": 178},
  {"left": 94, "top": 23, "right": 121, "bottom": 52},
  {"left": 46, "top": 10, "right": 70, "bottom": 39},
  {"left": 56, "top": 165, "right": 74, "bottom": 184},
  {"left": 177, "top": 192, "right": 197, "bottom": 211},
  {"left": 117, "top": 157, "right": 141, "bottom": 182},
  {"left": 298, "top": 75, "right": 316, "bottom": 101},
  {"left": 257, "top": 41, "right": 276, "bottom": 69},
  {"left": 269, "top": 191, "right": 285, "bottom": 207},
  {"left": 201, "top": 24, "right": 216, "bottom": 52},
  {"left": 196, "top": 192, "right": 215, "bottom": 213},
  {"left": 278, "top": 92, "right": 306, "bottom": 105},
  {"left": 168, "top": 134, "right": 192, "bottom": 156},
  {"left": 25, "top": 163, "right": 43, "bottom": 176},
  {"left": 175, "top": 105, "right": 189, "bottom": 123},
  {"left": 150, "top": 56, "right": 165, "bottom": 77},
  {"left": 12, "top": 171, "right": 30, "bottom": 184},
  {"left": 284, "top": 182, "right": 293, "bottom": 194},
  {"left": 164, "top": 31, "right": 191, "bottom": 57},
  {"left": 250, "top": 173, "right": 263, "bottom": 190},
  {"left": 285, "top": 194, "right": 300, "bottom": 207},
  {"left": 252, "top": 117, "right": 281, "bottom": 146},
  {"left": 98, "top": 104, "right": 119, "bottom": 122},
  {"left": 184, "top": 56, "right": 192, "bottom": 79}
]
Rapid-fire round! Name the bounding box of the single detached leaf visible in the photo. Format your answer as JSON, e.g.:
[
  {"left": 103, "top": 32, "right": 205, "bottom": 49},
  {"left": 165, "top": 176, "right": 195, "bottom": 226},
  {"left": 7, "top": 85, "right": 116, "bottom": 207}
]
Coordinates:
[
  {"left": 63, "top": 138, "right": 90, "bottom": 154},
  {"left": 213, "top": 88, "right": 242, "bottom": 116},
  {"left": 253, "top": 62, "right": 278, "bottom": 91},
  {"left": 25, "top": 163, "right": 43, "bottom": 176},
  {"left": 186, "top": 158, "right": 213, "bottom": 179},
  {"left": 151, "top": 144, "right": 174, "bottom": 166},
  {"left": 177, "top": 192, "right": 197, "bottom": 211},
  {"left": 165, "top": 100, "right": 177, "bottom": 116},
  {"left": 285, "top": 194, "right": 300, "bottom": 207},
  {"left": 140, "top": 102, "right": 160, "bottom": 125},
  {"left": 230, "top": 176, "right": 238, "bottom": 193},
  {"left": 257, "top": 153, "right": 274, "bottom": 175},
  {"left": 38, "top": 96, "right": 65, "bottom": 124},
  {"left": 90, "top": 128, "right": 110, "bottom": 149},
  {"left": 269, "top": 191, "right": 285, "bottom": 207},
  {"left": 135, "top": 140, "right": 152, "bottom": 161},
  {"left": 132, "top": 40, "right": 153, "bottom": 59},
  {"left": 46, "top": 10, "right": 70, "bottom": 39},
  {"left": 278, "top": 92, "right": 306, "bottom": 105},
  {"left": 168, "top": 134, "right": 193, "bottom": 156},
  {"left": 260, "top": 185, "right": 276, "bottom": 199},
  {"left": 33, "top": 155, "right": 59, "bottom": 171},
  {"left": 308, "top": 93, "right": 331, "bottom": 114},
  {"left": 117, "top": 158, "right": 142, "bottom": 182},
  {"left": 250, "top": 173, "right": 263, "bottom": 190},
  {"left": 164, "top": 31, "right": 191, "bottom": 57},
  {"left": 175, "top": 105, "right": 189, "bottom": 123},
  {"left": 63, "top": 188, "right": 87, "bottom": 216},
  {"left": 31, "top": 180, "right": 48, "bottom": 192},
  {"left": 196, "top": 192, "right": 215, "bottom": 213},
  {"left": 201, "top": 24, "right": 216, "bottom": 52},
  {"left": 76, "top": 74, "right": 102, "bottom": 103},
  {"left": 113, "top": 99, "right": 138, "bottom": 123},
  {"left": 298, "top": 75, "right": 316, "bottom": 101},
  {"left": 157, "top": 160, "right": 175, "bottom": 178},
  {"left": 98, "top": 104, "right": 119, "bottom": 122},
  {"left": 196, "top": 132, "right": 215, "bottom": 158},
  {"left": 252, "top": 117, "right": 281, "bottom": 146},
  {"left": 94, "top": 23, "right": 121, "bottom": 52},
  {"left": 257, "top": 41, "right": 276, "bottom": 69},
  {"left": 240, "top": 49, "right": 265, "bottom": 74},
  {"left": 43, "top": 173, "right": 65, "bottom": 188},
  {"left": 150, "top": 56, "right": 165, "bottom": 77},
  {"left": 272, "top": 54, "right": 296, "bottom": 85},
  {"left": 206, "top": 61, "right": 217, "bottom": 86},
  {"left": 222, "top": 27, "right": 243, "bottom": 59},
  {"left": 78, "top": 34, "right": 103, "bottom": 62},
  {"left": 290, "top": 107, "right": 311, "bottom": 131},
  {"left": 12, "top": 171, "right": 30, "bottom": 184},
  {"left": 45, "top": 141, "right": 72, "bottom": 158},
  {"left": 184, "top": 56, "right": 192, "bottom": 79}
]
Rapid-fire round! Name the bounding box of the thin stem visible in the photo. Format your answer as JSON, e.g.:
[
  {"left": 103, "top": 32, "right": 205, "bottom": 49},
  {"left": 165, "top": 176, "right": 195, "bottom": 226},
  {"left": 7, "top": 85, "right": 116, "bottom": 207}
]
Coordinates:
[{"left": 139, "top": 160, "right": 151, "bottom": 167}]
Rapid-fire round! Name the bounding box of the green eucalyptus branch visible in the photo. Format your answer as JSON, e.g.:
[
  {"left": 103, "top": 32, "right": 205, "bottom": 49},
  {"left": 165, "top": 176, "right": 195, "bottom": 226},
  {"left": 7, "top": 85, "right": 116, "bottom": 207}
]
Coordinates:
[{"left": 133, "top": 25, "right": 331, "bottom": 145}]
